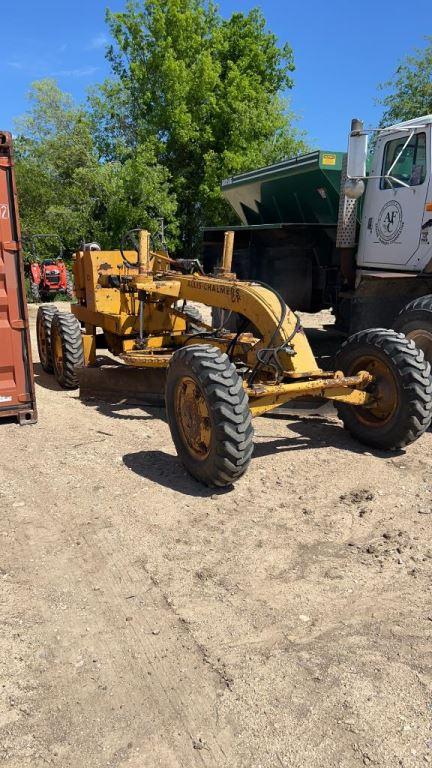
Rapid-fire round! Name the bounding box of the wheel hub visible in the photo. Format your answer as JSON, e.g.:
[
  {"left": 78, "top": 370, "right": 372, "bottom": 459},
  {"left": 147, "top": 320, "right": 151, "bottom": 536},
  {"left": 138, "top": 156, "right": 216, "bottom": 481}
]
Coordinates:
[
  {"left": 350, "top": 355, "right": 398, "bottom": 425},
  {"left": 175, "top": 377, "right": 212, "bottom": 459},
  {"left": 37, "top": 319, "right": 48, "bottom": 365},
  {"left": 52, "top": 327, "right": 63, "bottom": 377}
]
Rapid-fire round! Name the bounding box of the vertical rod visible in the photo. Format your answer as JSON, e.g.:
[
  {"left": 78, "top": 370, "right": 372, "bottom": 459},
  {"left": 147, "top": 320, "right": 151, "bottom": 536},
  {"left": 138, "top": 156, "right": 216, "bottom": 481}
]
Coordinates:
[
  {"left": 221, "top": 230, "right": 234, "bottom": 274},
  {"left": 138, "top": 229, "right": 151, "bottom": 275},
  {"left": 139, "top": 296, "right": 144, "bottom": 342}
]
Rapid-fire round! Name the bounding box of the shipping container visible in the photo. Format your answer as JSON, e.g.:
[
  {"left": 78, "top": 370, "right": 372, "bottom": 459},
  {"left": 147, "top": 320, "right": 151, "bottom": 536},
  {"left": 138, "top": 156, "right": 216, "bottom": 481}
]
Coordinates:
[{"left": 0, "top": 132, "right": 37, "bottom": 424}]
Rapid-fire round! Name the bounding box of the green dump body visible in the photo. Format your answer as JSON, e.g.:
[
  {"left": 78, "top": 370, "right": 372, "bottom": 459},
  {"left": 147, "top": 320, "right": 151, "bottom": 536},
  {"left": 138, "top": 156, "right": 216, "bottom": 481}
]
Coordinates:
[
  {"left": 202, "top": 150, "right": 357, "bottom": 315},
  {"left": 221, "top": 150, "right": 347, "bottom": 226}
]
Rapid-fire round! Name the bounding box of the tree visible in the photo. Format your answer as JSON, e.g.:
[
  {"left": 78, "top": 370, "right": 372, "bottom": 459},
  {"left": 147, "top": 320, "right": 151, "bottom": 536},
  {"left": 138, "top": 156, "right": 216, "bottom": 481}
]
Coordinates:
[
  {"left": 90, "top": 0, "right": 307, "bottom": 255},
  {"left": 378, "top": 37, "right": 432, "bottom": 125},
  {"left": 14, "top": 80, "right": 93, "bottom": 258},
  {"left": 14, "top": 79, "right": 178, "bottom": 257}
]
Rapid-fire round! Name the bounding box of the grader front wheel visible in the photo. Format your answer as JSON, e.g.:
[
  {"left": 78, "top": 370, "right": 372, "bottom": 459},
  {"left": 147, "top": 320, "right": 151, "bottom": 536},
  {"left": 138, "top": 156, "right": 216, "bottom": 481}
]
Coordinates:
[
  {"left": 334, "top": 329, "right": 432, "bottom": 449},
  {"left": 51, "top": 311, "right": 84, "bottom": 389},
  {"left": 166, "top": 344, "right": 254, "bottom": 487}
]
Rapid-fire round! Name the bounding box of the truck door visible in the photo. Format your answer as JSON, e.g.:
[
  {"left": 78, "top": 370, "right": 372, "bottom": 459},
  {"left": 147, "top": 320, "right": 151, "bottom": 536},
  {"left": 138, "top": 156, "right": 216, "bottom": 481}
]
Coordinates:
[{"left": 357, "top": 128, "right": 430, "bottom": 269}]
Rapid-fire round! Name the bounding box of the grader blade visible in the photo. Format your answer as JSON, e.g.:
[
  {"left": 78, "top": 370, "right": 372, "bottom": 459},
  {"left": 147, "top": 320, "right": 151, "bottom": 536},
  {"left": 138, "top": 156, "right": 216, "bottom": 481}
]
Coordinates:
[{"left": 76, "top": 364, "right": 165, "bottom": 406}]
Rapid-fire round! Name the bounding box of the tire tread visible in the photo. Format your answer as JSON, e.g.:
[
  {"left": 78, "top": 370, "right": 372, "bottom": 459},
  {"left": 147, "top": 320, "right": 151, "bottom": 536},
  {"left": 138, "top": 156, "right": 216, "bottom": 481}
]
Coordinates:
[
  {"left": 51, "top": 312, "right": 84, "bottom": 389},
  {"left": 335, "top": 328, "right": 432, "bottom": 449},
  {"left": 36, "top": 305, "right": 58, "bottom": 372},
  {"left": 166, "top": 344, "right": 254, "bottom": 486}
]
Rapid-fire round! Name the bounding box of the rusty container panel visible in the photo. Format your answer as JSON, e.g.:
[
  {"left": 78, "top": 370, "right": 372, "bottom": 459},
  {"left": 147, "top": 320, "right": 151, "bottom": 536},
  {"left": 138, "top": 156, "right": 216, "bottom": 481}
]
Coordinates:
[{"left": 0, "top": 132, "right": 37, "bottom": 424}]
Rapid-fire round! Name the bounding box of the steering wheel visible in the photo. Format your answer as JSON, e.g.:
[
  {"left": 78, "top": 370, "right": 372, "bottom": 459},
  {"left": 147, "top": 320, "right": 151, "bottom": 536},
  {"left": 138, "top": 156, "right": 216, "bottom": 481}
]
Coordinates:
[{"left": 120, "top": 228, "right": 142, "bottom": 268}]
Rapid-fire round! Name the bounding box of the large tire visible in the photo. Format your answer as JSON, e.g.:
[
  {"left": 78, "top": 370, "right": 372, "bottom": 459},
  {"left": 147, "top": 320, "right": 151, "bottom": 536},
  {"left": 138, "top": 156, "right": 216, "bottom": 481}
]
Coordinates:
[
  {"left": 334, "top": 328, "right": 432, "bottom": 450},
  {"left": 30, "top": 280, "right": 41, "bottom": 303},
  {"left": 393, "top": 295, "right": 432, "bottom": 365},
  {"left": 211, "top": 307, "right": 240, "bottom": 333},
  {"left": 50, "top": 311, "right": 84, "bottom": 389},
  {"left": 36, "top": 305, "right": 58, "bottom": 373},
  {"left": 66, "top": 271, "right": 74, "bottom": 301},
  {"left": 182, "top": 303, "right": 205, "bottom": 332},
  {"left": 165, "top": 344, "right": 254, "bottom": 487}
]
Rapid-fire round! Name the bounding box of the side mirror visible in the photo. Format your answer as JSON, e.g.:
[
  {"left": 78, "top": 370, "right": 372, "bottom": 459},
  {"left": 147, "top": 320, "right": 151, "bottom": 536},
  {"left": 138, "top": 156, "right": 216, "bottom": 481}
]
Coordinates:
[
  {"left": 344, "top": 178, "right": 365, "bottom": 199},
  {"left": 347, "top": 119, "right": 368, "bottom": 179}
]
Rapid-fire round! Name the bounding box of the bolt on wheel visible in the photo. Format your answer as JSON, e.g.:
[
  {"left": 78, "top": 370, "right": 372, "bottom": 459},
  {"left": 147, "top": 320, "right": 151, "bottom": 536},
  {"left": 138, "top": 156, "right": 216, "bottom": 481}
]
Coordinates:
[
  {"left": 343, "top": 354, "right": 398, "bottom": 426},
  {"left": 175, "top": 377, "right": 212, "bottom": 459}
]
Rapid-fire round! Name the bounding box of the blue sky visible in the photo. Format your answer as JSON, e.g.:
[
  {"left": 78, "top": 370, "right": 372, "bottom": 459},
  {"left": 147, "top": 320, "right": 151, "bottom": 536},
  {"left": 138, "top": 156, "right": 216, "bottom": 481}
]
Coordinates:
[{"left": 2, "top": 0, "right": 430, "bottom": 150}]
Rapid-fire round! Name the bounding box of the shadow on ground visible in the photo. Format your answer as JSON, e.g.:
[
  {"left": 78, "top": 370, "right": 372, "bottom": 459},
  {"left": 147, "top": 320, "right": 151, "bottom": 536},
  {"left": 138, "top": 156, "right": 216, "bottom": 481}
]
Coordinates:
[
  {"left": 122, "top": 449, "right": 231, "bottom": 498},
  {"left": 80, "top": 398, "right": 166, "bottom": 422},
  {"left": 123, "top": 415, "right": 403, "bottom": 495},
  {"left": 33, "top": 363, "right": 63, "bottom": 392},
  {"left": 253, "top": 416, "right": 403, "bottom": 460}
]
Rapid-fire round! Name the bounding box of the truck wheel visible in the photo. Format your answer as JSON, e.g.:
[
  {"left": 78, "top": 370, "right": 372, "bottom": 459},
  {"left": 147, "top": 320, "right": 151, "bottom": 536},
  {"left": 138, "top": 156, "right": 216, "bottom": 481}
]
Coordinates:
[
  {"left": 50, "top": 311, "right": 84, "bottom": 389},
  {"left": 66, "top": 271, "right": 74, "bottom": 300},
  {"left": 30, "top": 280, "right": 41, "bottom": 303},
  {"left": 393, "top": 295, "right": 432, "bottom": 365},
  {"left": 36, "top": 305, "right": 58, "bottom": 373},
  {"left": 334, "top": 328, "right": 432, "bottom": 450},
  {"left": 166, "top": 344, "right": 254, "bottom": 487}
]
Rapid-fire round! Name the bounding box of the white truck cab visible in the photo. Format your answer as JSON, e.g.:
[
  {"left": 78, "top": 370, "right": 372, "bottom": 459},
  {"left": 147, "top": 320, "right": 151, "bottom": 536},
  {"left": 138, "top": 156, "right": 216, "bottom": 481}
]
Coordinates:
[
  {"left": 206, "top": 116, "right": 432, "bottom": 363},
  {"left": 356, "top": 116, "right": 432, "bottom": 272}
]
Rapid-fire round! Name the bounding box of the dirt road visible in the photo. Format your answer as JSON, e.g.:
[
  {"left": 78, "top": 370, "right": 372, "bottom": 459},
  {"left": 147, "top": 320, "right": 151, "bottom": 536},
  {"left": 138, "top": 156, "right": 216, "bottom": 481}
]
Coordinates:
[{"left": 1, "top": 305, "right": 432, "bottom": 767}]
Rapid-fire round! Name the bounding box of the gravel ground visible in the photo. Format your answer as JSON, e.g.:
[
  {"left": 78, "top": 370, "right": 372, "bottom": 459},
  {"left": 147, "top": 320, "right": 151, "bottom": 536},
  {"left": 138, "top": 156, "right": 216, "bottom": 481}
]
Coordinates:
[{"left": 0, "top": 304, "right": 431, "bottom": 767}]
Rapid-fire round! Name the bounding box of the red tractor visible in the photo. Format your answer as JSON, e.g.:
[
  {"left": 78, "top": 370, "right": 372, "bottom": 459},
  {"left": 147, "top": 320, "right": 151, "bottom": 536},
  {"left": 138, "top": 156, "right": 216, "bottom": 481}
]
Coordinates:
[{"left": 27, "top": 234, "right": 74, "bottom": 302}]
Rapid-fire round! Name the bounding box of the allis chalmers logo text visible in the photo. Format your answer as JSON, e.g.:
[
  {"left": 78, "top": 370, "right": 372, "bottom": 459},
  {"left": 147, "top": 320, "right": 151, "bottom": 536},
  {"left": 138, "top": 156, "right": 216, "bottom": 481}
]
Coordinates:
[
  {"left": 375, "top": 200, "right": 404, "bottom": 244},
  {"left": 187, "top": 279, "right": 241, "bottom": 303}
]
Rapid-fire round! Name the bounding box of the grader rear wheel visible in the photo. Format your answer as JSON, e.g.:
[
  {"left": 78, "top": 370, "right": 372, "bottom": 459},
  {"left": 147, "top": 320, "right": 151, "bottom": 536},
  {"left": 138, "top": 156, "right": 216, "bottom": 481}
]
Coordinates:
[
  {"left": 51, "top": 311, "right": 84, "bottom": 389},
  {"left": 30, "top": 280, "right": 41, "bottom": 303},
  {"left": 36, "top": 305, "right": 58, "bottom": 372},
  {"left": 166, "top": 344, "right": 254, "bottom": 487},
  {"left": 334, "top": 328, "right": 432, "bottom": 449},
  {"left": 66, "top": 271, "right": 74, "bottom": 301}
]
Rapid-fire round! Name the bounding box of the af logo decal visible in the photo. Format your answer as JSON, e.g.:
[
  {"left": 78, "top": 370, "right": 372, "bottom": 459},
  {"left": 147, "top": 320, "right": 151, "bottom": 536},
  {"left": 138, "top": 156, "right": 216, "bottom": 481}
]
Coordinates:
[{"left": 375, "top": 200, "right": 404, "bottom": 244}]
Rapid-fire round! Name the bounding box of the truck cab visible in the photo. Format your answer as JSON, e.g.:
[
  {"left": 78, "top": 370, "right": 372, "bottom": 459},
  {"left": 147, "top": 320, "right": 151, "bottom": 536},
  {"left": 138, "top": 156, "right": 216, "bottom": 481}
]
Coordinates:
[
  {"left": 202, "top": 115, "right": 432, "bottom": 355},
  {"left": 357, "top": 116, "right": 432, "bottom": 273}
]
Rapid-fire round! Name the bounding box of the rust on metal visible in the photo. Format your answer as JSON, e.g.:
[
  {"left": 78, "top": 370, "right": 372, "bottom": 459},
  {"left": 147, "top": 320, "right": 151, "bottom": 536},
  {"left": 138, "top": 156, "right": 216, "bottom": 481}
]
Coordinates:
[{"left": 175, "top": 376, "right": 212, "bottom": 459}]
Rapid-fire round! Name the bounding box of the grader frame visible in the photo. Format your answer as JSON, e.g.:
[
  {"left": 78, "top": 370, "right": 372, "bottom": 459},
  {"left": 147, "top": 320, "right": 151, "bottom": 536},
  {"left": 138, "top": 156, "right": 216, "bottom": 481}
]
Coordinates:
[{"left": 71, "top": 230, "right": 372, "bottom": 418}]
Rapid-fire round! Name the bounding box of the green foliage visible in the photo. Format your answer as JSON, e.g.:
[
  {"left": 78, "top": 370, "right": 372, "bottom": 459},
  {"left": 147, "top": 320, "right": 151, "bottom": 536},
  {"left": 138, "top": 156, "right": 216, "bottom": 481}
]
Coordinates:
[
  {"left": 378, "top": 37, "right": 432, "bottom": 125},
  {"left": 14, "top": 2, "right": 308, "bottom": 259},
  {"left": 90, "top": 0, "right": 307, "bottom": 254},
  {"left": 15, "top": 79, "right": 178, "bottom": 258}
]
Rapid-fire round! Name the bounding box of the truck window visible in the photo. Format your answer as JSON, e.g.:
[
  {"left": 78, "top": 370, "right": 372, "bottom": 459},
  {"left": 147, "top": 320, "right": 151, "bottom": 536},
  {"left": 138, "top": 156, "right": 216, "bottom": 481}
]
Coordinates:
[{"left": 380, "top": 132, "right": 426, "bottom": 189}]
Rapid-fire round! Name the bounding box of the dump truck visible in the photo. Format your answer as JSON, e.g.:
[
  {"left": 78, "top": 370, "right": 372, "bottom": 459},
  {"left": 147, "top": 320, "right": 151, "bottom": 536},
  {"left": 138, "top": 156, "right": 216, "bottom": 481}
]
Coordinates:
[
  {"left": 0, "top": 132, "right": 37, "bottom": 424},
  {"left": 36, "top": 228, "right": 432, "bottom": 488},
  {"left": 202, "top": 116, "right": 432, "bottom": 362}
]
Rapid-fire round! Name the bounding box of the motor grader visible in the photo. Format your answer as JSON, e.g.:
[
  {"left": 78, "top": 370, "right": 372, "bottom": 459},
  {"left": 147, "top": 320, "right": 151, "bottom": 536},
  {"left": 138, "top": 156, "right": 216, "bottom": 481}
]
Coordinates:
[{"left": 36, "top": 229, "right": 432, "bottom": 487}]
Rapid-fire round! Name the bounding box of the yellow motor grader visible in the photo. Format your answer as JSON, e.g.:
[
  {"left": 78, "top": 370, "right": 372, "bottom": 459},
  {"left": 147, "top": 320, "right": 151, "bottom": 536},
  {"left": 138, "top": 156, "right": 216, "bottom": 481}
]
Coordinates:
[{"left": 36, "top": 229, "right": 432, "bottom": 487}]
